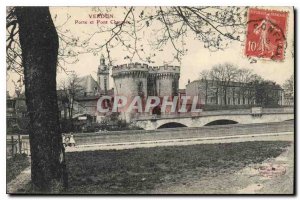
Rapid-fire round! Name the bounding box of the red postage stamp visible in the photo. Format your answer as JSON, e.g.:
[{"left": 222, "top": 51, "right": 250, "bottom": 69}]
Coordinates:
[{"left": 245, "top": 8, "right": 288, "bottom": 61}]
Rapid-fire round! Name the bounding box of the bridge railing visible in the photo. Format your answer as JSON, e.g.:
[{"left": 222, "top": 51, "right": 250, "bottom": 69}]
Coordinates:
[
  {"left": 133, "top": 112, "right": 202, "bottom": 120},
  {"left": 133, "top": 106, "right": 294, "bottom": 121},
  {"left": 262, "top": 107, "right": 294, "bottom": 113}
]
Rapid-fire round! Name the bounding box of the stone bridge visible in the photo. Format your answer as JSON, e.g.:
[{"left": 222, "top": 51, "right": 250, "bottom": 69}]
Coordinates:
[{"left": 133, "top": 107, "right": 294, "bottom": 130}]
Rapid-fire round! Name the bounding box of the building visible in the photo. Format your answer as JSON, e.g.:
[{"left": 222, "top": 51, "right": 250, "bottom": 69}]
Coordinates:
[
  {"left": 64, "top": 55, "right": 112, "bottom": 125},
  {"left": 73, "top": 88, "right": 114, "bottom": 123},
  {"left": 112, "top": 63, "right": 180, "bottom": 97},
  {"left": 112, "top": 63, "right": 180, "bottom": 121},
  {"left": 6, "top": 94, "right": 29, "bottom": 135},
  {"left": 186, "top": 79, "right": 284, "bottom": 107}
]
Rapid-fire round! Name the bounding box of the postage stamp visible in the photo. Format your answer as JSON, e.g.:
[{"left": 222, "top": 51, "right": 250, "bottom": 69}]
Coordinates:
[{"left": 245, "top": 8, "right": 289, "bottom": 61}]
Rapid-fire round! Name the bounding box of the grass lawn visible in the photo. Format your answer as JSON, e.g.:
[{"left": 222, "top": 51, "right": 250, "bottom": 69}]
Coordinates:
[
  {"left": 65, "top": 141, "right": 291, "bottom": 194},
  {"left": 7, "top": 154, "right": 30, "bottom": 183}
]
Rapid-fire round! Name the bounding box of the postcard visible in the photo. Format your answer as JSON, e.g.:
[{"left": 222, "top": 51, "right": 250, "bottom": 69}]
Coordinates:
[{"left": 6, "top": 6, "right": 294, "bottom": 194}]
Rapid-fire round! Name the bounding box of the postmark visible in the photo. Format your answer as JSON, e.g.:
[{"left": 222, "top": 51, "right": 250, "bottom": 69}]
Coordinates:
[
  {"left": 245, "top": 8, "right": 288, "bottom": 61},
  {"left": 258, "top": 163, "right": 287, "bottom": 178}
]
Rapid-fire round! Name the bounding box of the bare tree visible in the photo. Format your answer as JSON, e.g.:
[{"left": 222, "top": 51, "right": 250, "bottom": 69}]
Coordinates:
[
  {"left": 9, "top": 7, "right": 68, "bottom": 192},
  {"left": 209, "top": 63, "right": 238, "bottom": 105},
  {"left": 7, "top": 7, "right": 83, "bottom": 87},
  {"left": 282, "top": 73, "right": 294, "bottom": 105},
  {"left": 199, "top": 70, "right": 210, "bottom": 104},
  {"left": 59, "top": 72, "right": 84, "bottom": 119},
  {"left": 283, "top": 74, "right": 294, "bottom": 96},
  {"left": 236, "top": 69, "right": 257, "bottom": 104}
]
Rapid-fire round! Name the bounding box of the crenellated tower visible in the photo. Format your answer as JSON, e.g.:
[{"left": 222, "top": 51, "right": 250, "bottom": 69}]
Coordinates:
[
  {"left": 112, "top": 63, "right": 149, "bottom": 97},
  {"left": 112, "top": 63, "right": 180, "bottom": 98},
  {"left": 111, "top": 63, "right": 180, "bottom": 121},
  {"left": 150, "top": 65, "right": 180, "bottom": 97}
]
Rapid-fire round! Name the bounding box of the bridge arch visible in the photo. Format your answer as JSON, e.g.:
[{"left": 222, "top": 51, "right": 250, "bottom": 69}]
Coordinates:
[
  {"left": 204, "top": 119, "right": 238, "bottom": 126},
  {"left": 157, "top": 122, "right": 187, "bottom": 129}
]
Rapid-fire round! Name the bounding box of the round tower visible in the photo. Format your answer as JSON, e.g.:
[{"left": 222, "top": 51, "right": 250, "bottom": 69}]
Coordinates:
[
  {"left": 155, "top": 65, "right": 180, "bottom": 97},
  {"left": 112, "top": 63, "right": 149, "bottom": 121},
  {"left": 112, "top": 63, "right": 149, "bottom": 97}
]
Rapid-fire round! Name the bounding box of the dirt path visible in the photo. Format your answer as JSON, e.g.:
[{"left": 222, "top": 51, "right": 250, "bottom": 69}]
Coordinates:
[
  {"left": 252, "top": 143, "right": 294, "bottom": 194},
  {"left": 151, "top": 138, "right": 294, "bottom": 194},
  {"left": 66, "top": 132, "right": 293, "bottom": 152},
  {"left": 7, "top": 165, "right": 31, "bottom": 193}
]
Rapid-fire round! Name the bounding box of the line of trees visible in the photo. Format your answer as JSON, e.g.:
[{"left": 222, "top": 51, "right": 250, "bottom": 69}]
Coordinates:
[{"left": 199, "top": 63, "right": 283, "bottom": 107}]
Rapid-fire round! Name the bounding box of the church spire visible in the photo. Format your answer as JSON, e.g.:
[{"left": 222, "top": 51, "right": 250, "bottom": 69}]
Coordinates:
[
  {"left": 100, "top": 54, "right": 105, "bottom": 65},
  {"left": 98, "top": 54, "right": 109, "bottom": 95}
]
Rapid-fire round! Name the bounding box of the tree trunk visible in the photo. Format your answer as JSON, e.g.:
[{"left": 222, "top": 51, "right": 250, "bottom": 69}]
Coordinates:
[
  {"left": 205, "top": 79, "right": 208, "bottom": 104},
  {"left": 70, "top": 96, "right": 74, "bottom": 119},
  {"left": 215, "top": 88, "right": 219, "bottom": 105},
  {"left": 232, "top": 88, "right": 235, "bottom": 105},
  {"left": 15, "top": 7, "right": 67, "bottom": 193},
  {"left": 223, "top": 87, "right": 227, "bottom": 105}
]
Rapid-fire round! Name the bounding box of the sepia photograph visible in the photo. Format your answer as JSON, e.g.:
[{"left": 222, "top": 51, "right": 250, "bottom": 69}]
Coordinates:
[{"left": 5, "top": 5, "right": 295, "bottom": 195}]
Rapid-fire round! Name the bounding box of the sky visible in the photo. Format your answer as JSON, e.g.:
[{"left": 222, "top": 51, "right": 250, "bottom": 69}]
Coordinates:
[{"left": 6, "top": 6, "right": 294, "bottom": 96}]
